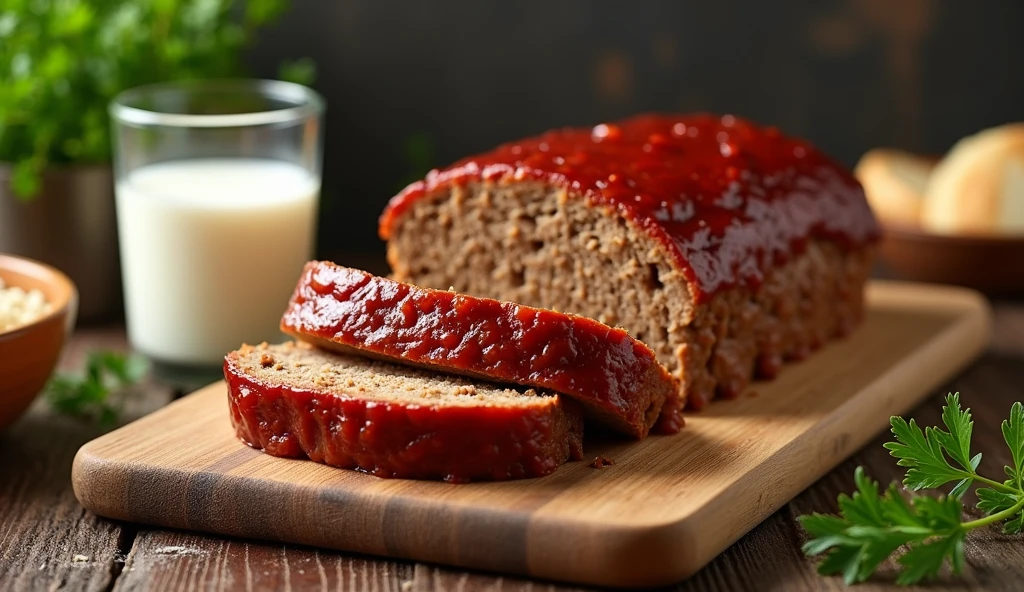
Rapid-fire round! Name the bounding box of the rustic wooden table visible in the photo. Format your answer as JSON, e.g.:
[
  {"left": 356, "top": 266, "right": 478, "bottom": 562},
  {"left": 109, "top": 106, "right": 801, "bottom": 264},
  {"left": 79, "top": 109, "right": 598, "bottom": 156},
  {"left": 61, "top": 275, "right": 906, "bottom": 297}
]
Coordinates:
[{"left": 2, "top": 307, "right": 1023, "bottom": 592}]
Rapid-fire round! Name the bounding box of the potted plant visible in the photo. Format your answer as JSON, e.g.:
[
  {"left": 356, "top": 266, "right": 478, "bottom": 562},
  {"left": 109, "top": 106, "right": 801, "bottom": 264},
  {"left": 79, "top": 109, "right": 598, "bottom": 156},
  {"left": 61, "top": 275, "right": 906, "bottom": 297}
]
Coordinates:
[{"left": 0, "top": 0, "right": 313, "bottom": 320}]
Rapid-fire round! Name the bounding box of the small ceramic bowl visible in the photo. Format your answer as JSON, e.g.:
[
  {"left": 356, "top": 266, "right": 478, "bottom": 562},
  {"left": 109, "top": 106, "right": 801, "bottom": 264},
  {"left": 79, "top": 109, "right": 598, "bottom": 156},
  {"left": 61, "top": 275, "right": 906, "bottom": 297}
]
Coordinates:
[
  {"left": 0, "top": 254, "right": 78, "bottom": 430},
  {"left": 879, "top": 224, "right": 1024, "bottom": 297}
]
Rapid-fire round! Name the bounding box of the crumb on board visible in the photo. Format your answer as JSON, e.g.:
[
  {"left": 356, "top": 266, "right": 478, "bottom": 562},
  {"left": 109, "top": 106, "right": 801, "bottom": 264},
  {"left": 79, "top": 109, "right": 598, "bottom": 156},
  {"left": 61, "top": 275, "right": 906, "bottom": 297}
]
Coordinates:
[
  {"left": 154, "top": 546, "right": 205, "bottom": 556},
  {"left": 589, "top": 456, "right": 615, "bottom": 469},
  {"left": 401, "top": 581, "right": 414, "bottom": 592},
  {"left": 72, "top": 554, "right": 89, "bottom": 563}
]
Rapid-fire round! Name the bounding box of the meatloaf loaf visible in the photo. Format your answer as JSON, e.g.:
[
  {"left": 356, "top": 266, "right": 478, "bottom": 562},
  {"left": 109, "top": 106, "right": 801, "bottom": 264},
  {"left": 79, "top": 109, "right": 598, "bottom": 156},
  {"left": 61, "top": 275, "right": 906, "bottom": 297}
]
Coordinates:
[
  {"left": 380, "top": 113, "right": 880, "bottom": 410},
  {"left": 281, "top": 262, "right": 680, "bottom": 438},
  {"left": 226, "top": 341, "right": 584, "bottom": 482}
]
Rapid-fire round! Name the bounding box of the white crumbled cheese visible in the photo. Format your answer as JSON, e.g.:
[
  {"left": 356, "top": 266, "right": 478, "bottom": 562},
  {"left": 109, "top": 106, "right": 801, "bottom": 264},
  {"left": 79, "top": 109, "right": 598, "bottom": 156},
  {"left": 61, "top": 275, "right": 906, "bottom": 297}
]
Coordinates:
[{"left": 0, "top": 277, "right": 52, "bottom": 332}]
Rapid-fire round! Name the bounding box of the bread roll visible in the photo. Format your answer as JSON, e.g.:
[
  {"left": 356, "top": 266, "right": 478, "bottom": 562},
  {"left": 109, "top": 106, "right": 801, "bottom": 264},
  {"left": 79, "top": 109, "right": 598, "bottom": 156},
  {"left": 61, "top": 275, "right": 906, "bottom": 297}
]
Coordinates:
[
  {"left": 922, "top": 123, "right": 1024, "bottom": 235},
  {"left": 854, "top": 148, "right": 934, "bottom": 226}
]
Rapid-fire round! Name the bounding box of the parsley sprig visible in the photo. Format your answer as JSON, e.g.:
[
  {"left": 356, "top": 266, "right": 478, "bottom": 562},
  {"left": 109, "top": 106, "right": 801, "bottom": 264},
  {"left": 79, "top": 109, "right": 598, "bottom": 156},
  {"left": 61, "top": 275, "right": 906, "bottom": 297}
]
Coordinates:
[
  {"left": 799, "top": 393, "right": 1024, "bottom": 585},
  {"left": 44, "top": 350, "right": 148, "bottom": 425}
]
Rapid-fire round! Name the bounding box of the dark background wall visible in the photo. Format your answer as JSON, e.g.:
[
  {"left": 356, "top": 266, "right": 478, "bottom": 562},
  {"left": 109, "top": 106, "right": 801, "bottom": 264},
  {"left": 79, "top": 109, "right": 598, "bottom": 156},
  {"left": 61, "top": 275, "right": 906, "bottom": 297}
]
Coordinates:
[{"left": 245, "top": 0, "right": 1024, "bottom": 260}]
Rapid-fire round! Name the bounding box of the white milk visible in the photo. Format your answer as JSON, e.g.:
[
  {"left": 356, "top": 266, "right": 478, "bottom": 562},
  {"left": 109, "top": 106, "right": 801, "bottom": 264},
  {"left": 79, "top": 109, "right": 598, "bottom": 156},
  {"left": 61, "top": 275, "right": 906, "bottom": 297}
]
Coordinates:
[{"left": 116, "top": 158, "right": 318, "bottom": 365}]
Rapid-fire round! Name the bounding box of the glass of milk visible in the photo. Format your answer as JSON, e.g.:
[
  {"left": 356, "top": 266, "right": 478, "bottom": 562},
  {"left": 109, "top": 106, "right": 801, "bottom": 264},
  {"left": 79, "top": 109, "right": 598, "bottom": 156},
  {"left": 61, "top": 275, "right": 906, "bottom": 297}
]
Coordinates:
[{"left": 110, "top": 80, "right": 323, "bottom": 382}]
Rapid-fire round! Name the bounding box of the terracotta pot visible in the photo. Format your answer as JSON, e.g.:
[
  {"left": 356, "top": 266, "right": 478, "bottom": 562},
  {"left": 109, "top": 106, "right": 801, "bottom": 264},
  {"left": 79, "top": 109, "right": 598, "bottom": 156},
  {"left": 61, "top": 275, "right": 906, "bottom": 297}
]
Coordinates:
[{"left": 0, "top": 164, "right": 121, "bottom": 322}]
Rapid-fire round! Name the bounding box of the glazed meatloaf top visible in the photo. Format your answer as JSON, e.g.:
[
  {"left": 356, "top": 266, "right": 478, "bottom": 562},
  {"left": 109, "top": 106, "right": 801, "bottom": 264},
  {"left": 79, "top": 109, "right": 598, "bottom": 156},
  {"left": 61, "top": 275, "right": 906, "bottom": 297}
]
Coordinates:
[
  {"left": 379, "top": 113, "right": 881, "bottom": 301},
  {"left": 281, "top": 262, "right": 680, "bottom": 438}
]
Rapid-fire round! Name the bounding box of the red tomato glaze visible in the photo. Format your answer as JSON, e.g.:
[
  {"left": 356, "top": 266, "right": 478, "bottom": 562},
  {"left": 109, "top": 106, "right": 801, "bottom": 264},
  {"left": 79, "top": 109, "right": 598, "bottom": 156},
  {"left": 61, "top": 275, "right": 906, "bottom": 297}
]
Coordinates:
[
  {"left": 225, "top": 357, "right": 585, "bottom": 482},
  {"left": 281, "top": 262, "right": 681, "bottom": 438},
  {"left": 380, "top": 113, "right": 880, "bottom": 301}
]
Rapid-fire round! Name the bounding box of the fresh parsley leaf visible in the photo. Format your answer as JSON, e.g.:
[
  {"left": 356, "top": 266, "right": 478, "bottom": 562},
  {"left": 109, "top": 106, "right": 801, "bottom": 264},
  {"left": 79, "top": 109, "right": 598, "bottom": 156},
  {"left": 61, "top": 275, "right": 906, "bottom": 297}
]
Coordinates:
[
  {"left": 895, "top": 531, "right": 965, "bottom": 585},
  {"left": 838, "top": 466, "right": 887, "bottom": 526},
  {"left": 932, "top": 393, "right": 984, "bottom": 500},
  {"left": 1004, "top": 402, "right": 1024, "bottom": 490},
  {"left": 877, "top": 483, "right": 925, "bottom": 528},
  {"left": 977, "top": 487, "right": 1024, "bottom": 534},
  {"left": 1005, "top": 510, "right": 1024, "bottom": 535},
  {"left": 976, "top": 487, "right": 1017, "bottom": 515},
  {"left": 910, "top": 494, "right": 963, "bottom": 531},
  {"left": 802, "top": 394, "right": 1024, "bottom": 585},
  {"left": 798, "top": 508, "right": 853, "bottom": 551},
  {"left": 798, "top": 468, "right": 953, "bottom": 585},
  {"left": 947, "top": 472, "right": 976, "bottom": 501},
  {"left": 815, "top": 544, "right": 863, "bottom": 585},
  {"left": 934, "top": 393, "right": 976, "bottom": 470},
  {"left": 884, "top": 393, "right": 985, "bottom": 498},
  {"left": 44, "top": 350, "right": 148, "bottom": 425},
  {"left": 884, "top": 416, "right": 965, "bottom": 492},
  {"left": 800, "top": 472, "right": 968, "bottom": 586}
]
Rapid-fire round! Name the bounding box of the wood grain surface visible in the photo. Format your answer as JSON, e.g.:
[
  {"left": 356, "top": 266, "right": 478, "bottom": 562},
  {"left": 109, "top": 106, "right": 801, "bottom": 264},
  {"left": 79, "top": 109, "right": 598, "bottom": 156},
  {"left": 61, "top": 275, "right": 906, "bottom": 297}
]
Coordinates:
[
  {"left": 0, "top": 414, "right": 123, "bottom": 592},
  {"left": 68, "top": 282, "right": 990, "bottom": 588},
  {"left": 4, "top": 303, "right": 1024, "bottom": 591},
  {"left": 0, "top": 330, "right": 173, "bottom": 592}
]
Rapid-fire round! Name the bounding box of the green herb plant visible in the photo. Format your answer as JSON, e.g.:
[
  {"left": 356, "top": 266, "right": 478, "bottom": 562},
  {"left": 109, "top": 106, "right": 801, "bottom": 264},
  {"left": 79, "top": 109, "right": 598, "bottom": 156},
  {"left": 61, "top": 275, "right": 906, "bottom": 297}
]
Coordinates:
[
  {"left": 799, "top": 393, "right": 1024, "bottom": 585},
  {"left": 0, "top": 0, "right": 313, "bottom": 198},
  {"left": 396, "top": 131, "right": 437, "bottom": 191},
  {"left": 45, "top": 350, "right": 149, "bottom": 425}
]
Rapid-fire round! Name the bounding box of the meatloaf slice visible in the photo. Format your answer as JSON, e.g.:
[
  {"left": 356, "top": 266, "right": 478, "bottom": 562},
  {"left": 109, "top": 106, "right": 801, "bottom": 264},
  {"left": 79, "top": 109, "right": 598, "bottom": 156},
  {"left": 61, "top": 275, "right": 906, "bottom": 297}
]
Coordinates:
[
  {"left": 225, "top": 341, "right": 584, "bottom": 482},
  {"left": 280, "top": 262, "right": 680, "bottom": 438},
  {"left": 379, "top": 113, "right": 880, "bottom": 410}
]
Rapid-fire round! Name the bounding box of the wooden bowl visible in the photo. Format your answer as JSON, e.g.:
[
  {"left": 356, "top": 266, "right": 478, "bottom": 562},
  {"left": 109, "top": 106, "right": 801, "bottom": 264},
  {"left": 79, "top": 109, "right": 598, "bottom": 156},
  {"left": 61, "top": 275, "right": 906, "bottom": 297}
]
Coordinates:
[
  {"left": 879, "top": 224, "right": 1024, "bottom": 296},
  {"left": 0, "top": 254, "right": 78, "bottom": 430}
]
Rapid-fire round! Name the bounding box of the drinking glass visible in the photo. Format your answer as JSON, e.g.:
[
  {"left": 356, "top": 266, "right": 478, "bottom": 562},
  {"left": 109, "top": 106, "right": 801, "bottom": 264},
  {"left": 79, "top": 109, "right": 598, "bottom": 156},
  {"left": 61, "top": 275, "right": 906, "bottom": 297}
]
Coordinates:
[{"left": 110, "top": 80, "right": 324, "bottom": 384}]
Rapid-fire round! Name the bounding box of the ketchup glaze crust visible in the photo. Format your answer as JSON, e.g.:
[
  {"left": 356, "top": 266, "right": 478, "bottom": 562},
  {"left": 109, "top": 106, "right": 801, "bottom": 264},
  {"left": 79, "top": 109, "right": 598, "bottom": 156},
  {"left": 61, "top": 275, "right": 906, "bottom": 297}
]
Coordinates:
[
  {"left": 281, "top": 262, "right": 680, "bottom": 438},
  {"left": 225, "top": 355, "right": 585, "bottom": 482},
  {"left": 380, "top": 113, "right": 881, "bottom": 301}
]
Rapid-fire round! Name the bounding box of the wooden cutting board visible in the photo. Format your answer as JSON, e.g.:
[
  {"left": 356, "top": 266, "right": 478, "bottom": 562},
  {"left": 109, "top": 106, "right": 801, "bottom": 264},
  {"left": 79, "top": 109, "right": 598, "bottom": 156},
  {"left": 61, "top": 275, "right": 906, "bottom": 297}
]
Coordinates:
[{"left": 72, "top": 281, "right": 991, "bottom": 588}]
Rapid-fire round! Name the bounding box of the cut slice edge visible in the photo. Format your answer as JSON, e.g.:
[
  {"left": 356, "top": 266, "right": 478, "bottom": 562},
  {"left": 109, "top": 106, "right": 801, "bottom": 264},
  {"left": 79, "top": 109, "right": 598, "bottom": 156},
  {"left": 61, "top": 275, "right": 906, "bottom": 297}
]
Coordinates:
[
  {"left": 280, "top": 262, "right": 681, "bottom": 438},
  {"left": 224, "top": 341, "right": 585, "bottom": 482}
]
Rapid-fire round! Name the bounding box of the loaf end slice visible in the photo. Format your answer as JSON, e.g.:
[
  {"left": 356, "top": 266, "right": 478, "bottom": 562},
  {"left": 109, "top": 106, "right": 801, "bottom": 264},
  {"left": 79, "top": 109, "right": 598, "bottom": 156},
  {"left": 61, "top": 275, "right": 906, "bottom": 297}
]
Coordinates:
[{"left": 225, "top": 342, "right": 584, "bottom": 482}]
